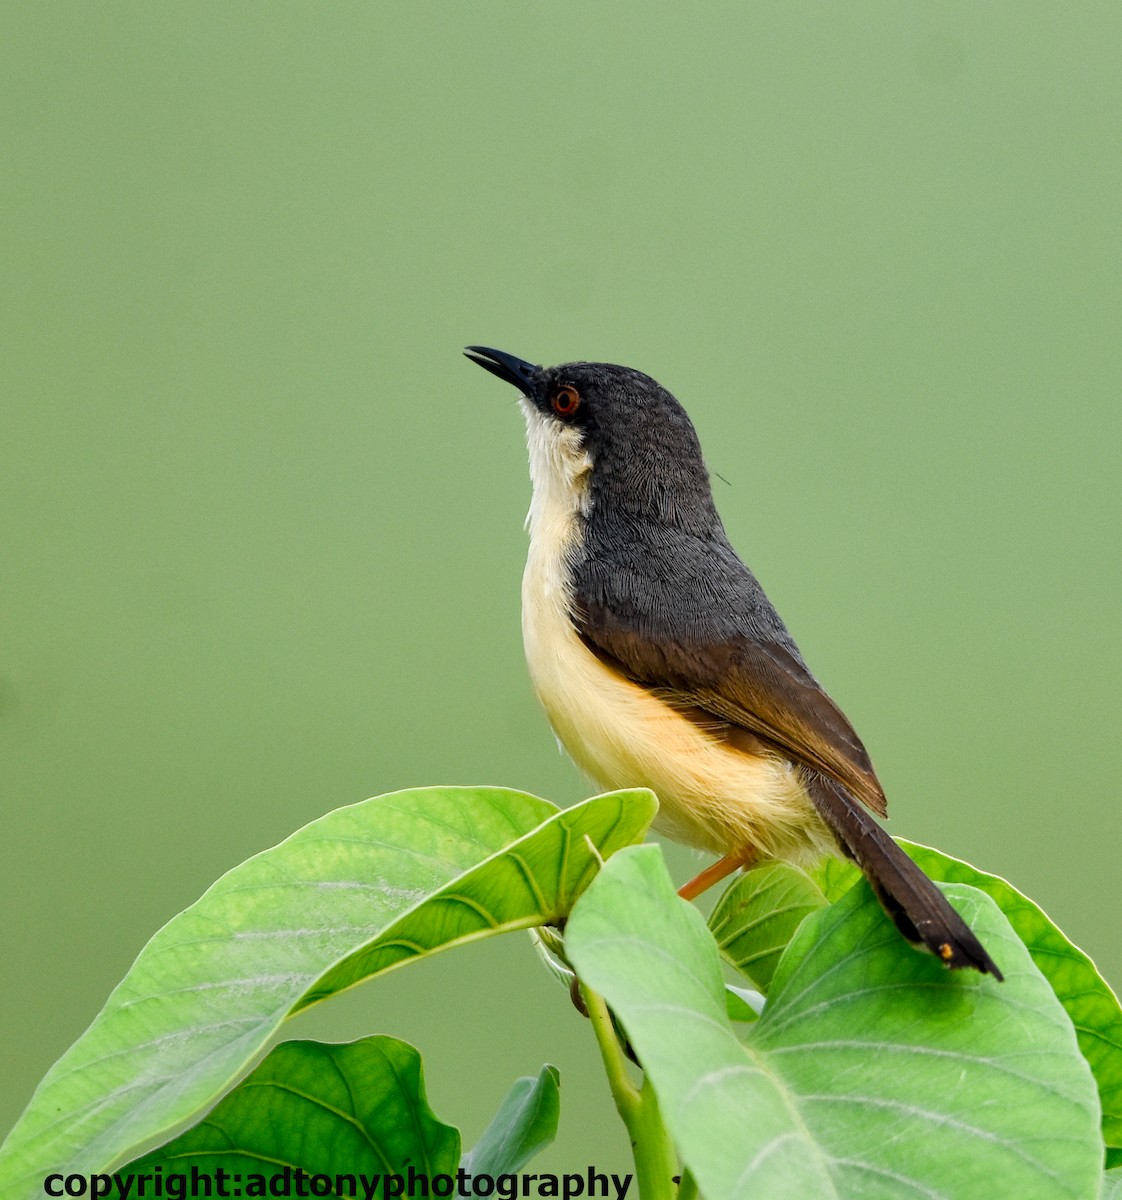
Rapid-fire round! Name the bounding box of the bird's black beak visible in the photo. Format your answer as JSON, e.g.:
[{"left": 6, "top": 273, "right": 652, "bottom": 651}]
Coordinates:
[{"left": 464, "top": 346, "right": 542, "bottom": 397}]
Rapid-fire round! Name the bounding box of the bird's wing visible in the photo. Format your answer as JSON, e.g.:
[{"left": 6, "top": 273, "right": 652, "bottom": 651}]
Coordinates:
[{"left": 573, "top": 539, "right": 888, "bottom": 817}]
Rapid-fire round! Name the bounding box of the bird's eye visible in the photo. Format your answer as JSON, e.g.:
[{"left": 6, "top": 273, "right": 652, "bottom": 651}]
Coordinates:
[{"left": 551, "top": 385, "right": 581, "bottom": 418}]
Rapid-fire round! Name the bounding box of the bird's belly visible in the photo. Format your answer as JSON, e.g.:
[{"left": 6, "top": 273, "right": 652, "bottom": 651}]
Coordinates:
[{"left": 521, "top": 567, "right": 829, "bottom": 863}]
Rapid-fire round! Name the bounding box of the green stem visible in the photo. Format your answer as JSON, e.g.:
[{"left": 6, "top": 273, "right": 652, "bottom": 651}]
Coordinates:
[
  {"left": 582, "top": 982, "right": 639, "bottom": 1121},
  {"left": 581, "top": 983, "right": 677, "bottom": 1200},
  {"left": 676, "top": 1168, "right": 698, "bottom": 1200},
  {"left": 632, "top": 1073, "right": 678, "bottom": 1200}
]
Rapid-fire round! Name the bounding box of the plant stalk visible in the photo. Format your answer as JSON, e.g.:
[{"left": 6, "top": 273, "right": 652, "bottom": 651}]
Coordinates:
[{"left": 581, "top": 983, "right": 677, "bottom": 1200}]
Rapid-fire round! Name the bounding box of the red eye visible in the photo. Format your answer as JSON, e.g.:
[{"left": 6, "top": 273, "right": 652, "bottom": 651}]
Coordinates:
[{"left": 551, "top": 385, "right": 581, "bottom": 418}]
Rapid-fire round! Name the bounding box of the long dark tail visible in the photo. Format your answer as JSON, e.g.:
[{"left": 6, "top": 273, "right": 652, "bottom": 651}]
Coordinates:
[{"left": 807, "top": 773, "right": 1003, "bottom": 980}]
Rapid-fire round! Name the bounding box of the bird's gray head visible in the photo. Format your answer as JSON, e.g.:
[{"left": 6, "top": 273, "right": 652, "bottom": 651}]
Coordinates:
[{"left": 465, "top": 346, "right": 720, "bottom": 537}]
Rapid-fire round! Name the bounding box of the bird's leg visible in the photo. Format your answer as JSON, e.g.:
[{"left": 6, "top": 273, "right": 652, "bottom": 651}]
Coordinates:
[{"left": 677, "top": 847, "right": 757, "bottom": 901}]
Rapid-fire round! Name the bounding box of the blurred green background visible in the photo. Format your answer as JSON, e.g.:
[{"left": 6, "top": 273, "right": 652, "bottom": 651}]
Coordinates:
[{"left": 2, "top": 1, "right": 1119, "bottom": 1174}]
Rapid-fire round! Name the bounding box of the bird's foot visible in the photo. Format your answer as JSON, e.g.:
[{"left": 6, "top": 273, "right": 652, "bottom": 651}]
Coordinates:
[{"left": 678, "top": 846, "right": 758, "bottom": 901}]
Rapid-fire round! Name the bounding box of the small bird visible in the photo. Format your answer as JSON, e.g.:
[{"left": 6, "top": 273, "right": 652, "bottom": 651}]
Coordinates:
[{"left": 466, "top": 346, "right": 1001, "bottom": 978}]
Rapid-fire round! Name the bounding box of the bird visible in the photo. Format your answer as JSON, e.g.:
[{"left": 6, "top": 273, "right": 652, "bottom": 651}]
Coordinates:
[{"left": 465, "top": 345, "right": 1001, "bottom": 979}]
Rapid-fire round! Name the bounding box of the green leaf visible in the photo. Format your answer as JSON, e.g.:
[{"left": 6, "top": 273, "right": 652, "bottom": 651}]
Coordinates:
[
  {"left": 530, "top": 924, "right": 575, "bottom": 992},
  {"left": 119, "top": 1037, "right": 459, "bottom": 1191},
  {"left": 708, "top": 860, "right": 827, "bottom": 992},
  {"left": 813, "top": 852, "right": 862, "bottom": 903},
  {"left": 814, "top": 839, "right": 1122, "bottom": 1160},
  {"left": 461, "top": 1065, "right": 560, "bottom": 1177},
  {"left": 567, "top": 844, "right": 1103, "bottom": 1200},
  {"left": 0, "top": 786, "right": 656, "bottom": 1199},
  {"left": 1102, "top": 1167, "right": 1122, "bottom": 1199}
]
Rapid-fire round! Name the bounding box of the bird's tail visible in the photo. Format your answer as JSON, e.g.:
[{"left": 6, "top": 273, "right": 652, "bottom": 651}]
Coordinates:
[{"left": 807, "top": 773, "right": 1003, "bottom": 980}]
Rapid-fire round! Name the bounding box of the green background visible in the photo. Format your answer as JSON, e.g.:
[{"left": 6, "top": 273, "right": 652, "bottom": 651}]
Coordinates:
[{"left": 2, "top": 2, "right": 1119, "bottom": 1175}]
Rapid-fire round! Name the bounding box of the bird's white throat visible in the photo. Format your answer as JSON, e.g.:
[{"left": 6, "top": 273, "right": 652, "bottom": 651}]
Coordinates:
[{"left": 520, "top": 400, "right": 593, "bottom": 549}]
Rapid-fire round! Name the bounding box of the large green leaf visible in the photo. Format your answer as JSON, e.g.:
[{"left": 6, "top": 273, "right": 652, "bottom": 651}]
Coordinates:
[
  {"left": 567, "top": 844, "right": 1103, "bottom": 1200},
  {"left": 708, "top": 860, "right": 827, "bottom": 992},
  {"left": 0, "top": 786, "right": 656, "bottom": 1200},
  {"left": 461, "top": 1065, "right": 560, "bottom": 1177},
  {"left": 815, "top": 839, "right": 1122, "bottom": 1162},
  {"left": 1102, "top": 1167, "right": 1122, "bottom": 1199},
  {"left": 117, "top": 1037, "right": 459, "bottom": 1194}
]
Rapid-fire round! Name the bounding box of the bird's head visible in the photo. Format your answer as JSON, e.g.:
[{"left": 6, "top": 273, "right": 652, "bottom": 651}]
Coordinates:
[{"left": 465, "top": 346, "right": 717, "bottom": 533}]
